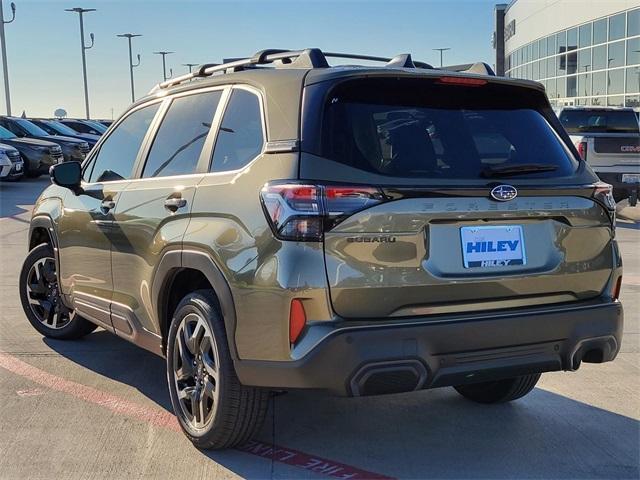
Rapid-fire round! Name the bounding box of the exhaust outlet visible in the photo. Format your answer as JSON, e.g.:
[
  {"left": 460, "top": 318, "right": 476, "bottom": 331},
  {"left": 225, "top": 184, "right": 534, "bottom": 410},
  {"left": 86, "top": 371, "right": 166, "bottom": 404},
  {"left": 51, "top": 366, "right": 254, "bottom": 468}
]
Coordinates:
[{"left": 350, "top": 360, "right": 428, "bottom": 396}]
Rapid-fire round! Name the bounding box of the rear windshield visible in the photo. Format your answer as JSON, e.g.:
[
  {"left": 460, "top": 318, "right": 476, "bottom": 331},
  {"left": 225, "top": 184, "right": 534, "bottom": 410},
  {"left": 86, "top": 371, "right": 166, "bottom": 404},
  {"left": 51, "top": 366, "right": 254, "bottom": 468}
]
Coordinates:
[
  {"left": 559, "top": 109, "right": 640, "bottom": 134},
  {"left": 314, "top": 78, "right": 577, "bottom": 180}
]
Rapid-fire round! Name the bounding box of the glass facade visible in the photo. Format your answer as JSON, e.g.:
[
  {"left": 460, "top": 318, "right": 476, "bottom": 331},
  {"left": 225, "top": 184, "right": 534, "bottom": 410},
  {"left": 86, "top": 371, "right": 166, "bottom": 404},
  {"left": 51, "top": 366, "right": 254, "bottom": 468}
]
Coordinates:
[{"left": 505, "top": 7, "right": 640, "bottom": 108}]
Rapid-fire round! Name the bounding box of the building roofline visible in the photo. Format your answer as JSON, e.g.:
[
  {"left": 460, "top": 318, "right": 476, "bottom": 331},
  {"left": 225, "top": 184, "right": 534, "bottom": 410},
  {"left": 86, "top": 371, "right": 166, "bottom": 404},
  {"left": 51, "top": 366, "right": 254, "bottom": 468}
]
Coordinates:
[{"left": 504, "top": 0, "right": 518, "bottom": 14}]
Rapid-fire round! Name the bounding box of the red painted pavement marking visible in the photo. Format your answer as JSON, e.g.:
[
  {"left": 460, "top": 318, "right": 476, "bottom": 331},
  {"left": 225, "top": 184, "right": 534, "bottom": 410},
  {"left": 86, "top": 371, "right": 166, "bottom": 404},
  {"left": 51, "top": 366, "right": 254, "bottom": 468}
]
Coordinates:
[
  {"left": 238, "top": 440, "right": 394, "bottom": 479},
  {"left": 0, "top": 352, "right": 394, "bottom": 480}
]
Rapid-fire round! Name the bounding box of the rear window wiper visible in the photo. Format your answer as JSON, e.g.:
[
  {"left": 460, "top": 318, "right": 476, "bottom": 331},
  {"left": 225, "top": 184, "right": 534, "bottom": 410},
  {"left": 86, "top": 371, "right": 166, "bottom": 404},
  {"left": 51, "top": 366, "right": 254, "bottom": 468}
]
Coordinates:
[{"left": 481, "top": 163, "right": 558, "bottom": 178}]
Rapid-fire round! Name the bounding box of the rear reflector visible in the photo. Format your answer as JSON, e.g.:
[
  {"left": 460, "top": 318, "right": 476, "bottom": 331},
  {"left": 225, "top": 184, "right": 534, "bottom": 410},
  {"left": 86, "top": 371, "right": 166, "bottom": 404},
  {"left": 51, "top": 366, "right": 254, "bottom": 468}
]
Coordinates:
[
  {"left": 437, "top": 76, "right": 487, "bottom": 87},
  {"left": 613, "top": 276, "right": 623, "bottom": 300},
  {"left": 261, "top": 182, "right": 387, "bottom": 241},
  {"left": 289, "top": 299, "right": 307, "bottom": 344}
]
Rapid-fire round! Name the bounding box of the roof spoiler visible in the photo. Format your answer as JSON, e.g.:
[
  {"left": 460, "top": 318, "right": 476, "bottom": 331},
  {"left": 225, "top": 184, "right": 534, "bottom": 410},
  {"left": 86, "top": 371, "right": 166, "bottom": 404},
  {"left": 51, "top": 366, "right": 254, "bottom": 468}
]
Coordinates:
[{"left": 441, "top": 62, "right": 496, "bottom": 76}]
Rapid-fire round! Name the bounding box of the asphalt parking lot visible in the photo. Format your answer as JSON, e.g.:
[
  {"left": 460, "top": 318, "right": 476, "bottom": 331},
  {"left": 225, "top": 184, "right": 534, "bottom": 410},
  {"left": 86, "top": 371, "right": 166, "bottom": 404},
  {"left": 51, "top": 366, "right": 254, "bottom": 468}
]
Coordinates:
[{"left": 0, "top": 177, "right": 638, "bottom": 480}]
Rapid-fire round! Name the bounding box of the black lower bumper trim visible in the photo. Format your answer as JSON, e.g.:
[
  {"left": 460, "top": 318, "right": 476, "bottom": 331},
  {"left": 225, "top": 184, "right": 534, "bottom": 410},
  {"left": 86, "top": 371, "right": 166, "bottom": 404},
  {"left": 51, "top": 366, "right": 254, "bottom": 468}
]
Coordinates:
[{"left": 234, "top": 299, "right": 623, "bottom": 396}]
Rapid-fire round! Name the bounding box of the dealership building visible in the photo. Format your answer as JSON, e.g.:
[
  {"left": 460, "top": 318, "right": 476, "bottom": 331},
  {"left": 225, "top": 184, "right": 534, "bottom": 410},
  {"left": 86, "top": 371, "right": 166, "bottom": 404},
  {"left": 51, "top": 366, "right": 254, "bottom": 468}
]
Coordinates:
[{"left": 494, "top": 0, "right": 640, "bottom": 108}]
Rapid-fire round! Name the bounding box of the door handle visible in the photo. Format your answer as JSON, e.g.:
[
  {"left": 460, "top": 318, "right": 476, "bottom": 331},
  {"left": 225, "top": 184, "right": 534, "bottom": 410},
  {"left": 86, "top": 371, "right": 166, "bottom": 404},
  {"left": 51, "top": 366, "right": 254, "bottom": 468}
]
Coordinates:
[
  {"left": 100, "top": 200, "right": 116, "bottom": 213},
  {"left": 164, "top": 196, "right": 187, "bottom": 212}
]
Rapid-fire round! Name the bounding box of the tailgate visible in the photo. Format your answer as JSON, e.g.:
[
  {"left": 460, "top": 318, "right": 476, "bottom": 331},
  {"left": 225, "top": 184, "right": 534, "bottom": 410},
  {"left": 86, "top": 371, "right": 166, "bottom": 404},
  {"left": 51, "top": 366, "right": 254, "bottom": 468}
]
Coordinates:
[
  {"left": 324, "top": 195, "right": 613, "bottom": 318},
  {"left": 588, "top": 136, "right": 640, "bottom": 168}
]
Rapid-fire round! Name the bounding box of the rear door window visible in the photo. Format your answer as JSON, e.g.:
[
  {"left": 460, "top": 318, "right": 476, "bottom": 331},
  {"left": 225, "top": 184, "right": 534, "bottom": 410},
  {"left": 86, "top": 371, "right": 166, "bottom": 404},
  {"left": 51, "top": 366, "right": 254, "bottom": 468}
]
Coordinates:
[
  {"left": 142, "top": 90, "right": 222, "bottom": 178},
  {"left": 312, "top": 77, "right": 577, "bottom": 181},
  {"left": 209, "top": 89, "right": 264, "bottom": 172}
]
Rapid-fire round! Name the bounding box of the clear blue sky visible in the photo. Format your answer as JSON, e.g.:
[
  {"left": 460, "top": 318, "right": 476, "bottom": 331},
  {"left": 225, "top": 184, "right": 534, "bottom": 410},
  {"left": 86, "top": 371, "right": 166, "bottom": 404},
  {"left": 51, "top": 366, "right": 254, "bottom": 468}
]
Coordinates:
[{"left": 1, "top": 0, "right": 499, "bottom": 119}]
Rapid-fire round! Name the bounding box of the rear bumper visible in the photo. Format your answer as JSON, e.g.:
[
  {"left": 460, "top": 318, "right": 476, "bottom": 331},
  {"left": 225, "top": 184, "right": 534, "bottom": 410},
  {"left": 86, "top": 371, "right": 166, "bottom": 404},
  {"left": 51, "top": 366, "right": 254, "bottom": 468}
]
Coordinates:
[{"left": 234, "top": 299, "right": 623, "bottom": 396}]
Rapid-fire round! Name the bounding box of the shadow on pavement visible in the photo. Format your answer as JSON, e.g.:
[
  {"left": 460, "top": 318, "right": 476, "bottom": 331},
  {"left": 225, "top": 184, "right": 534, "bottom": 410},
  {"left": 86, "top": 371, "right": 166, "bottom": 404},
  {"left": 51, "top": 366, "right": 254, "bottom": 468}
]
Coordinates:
[
  {"left": 617, "top": 221, "right": 640, "bottom": 230},
  {"left": 0, "top": 177, "right": 48, "bottom": 218},
  {"left": 44, "top": 330, "right": 640, "bottom": 479}
]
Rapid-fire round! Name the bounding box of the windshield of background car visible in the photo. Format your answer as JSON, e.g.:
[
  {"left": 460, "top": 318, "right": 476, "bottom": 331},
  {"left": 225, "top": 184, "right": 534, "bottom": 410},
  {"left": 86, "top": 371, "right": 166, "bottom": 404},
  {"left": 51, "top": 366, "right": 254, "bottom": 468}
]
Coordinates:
[
  {"left": 312, "top": 77, "right": 577, "bottom": 180},
  {"left": 46, "top": 121, "right": 81, "bottom": 136},
  {"left": 16, "top": 119, "right": 50, "bottom": 136},
  {"left": 559, "top": 109, "right": 640, "bottom": 134},
  {"left": 0, "top": 126, "right": 17, "bottom": 139},
  {"left": 85, "top": 121, "right": 107, "bottom": 133}
]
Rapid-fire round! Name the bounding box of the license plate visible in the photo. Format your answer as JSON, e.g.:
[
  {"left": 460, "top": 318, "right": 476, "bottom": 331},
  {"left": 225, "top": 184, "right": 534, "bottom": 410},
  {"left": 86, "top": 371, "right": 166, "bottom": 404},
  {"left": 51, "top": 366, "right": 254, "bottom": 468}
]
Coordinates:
[
  {"left": 622, "top": 174, "right": 640, "bottom": 184},
  {"left": 15, "top": 163, "right": 22, "bottom": 171},
  {"left": 461, "top": 225, "right": 526, "bottom": 268}
]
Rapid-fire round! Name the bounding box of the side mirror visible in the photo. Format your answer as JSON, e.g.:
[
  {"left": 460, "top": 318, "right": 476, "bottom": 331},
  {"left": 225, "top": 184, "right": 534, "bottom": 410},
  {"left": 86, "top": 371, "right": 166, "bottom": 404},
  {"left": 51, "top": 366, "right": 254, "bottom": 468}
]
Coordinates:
[{"left": 50, "top": 161, "right": 82, "bottom": 194}]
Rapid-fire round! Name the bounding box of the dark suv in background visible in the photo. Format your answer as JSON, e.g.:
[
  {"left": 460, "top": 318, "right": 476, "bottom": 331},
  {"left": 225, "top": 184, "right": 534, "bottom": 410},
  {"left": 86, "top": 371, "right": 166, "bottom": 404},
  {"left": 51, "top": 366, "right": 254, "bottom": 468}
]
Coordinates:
[
  {"left": 0, "top": 124, "right": 62, "bottom": 177},
  {"left": 20, "top": 48, "right": 623, "bottom": 450},
  {"left": 29, "top": 119, "right": 100, "bottom": 148},
  {"left": 59, "top": 118, "right": 107, "bottom": 136},
  {"left": 0, "top": 117, "right": 90, "bottom": 162}
]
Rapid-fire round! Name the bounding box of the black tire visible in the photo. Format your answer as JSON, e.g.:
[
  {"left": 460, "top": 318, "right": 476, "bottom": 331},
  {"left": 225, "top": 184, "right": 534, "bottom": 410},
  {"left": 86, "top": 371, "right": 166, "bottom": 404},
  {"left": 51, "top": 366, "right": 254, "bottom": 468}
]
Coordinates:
[
  {"left": 166, "top": 289, "right": 269, "bottom": 450},
  {"left": 20, "top": 156, "right": 41, "bottom": 178},
  {"left": 19, "top": 243, "right": 97, "bottom": 339},
  {"left": 454, "top": 373, "right": 541, "bottom": 404}
]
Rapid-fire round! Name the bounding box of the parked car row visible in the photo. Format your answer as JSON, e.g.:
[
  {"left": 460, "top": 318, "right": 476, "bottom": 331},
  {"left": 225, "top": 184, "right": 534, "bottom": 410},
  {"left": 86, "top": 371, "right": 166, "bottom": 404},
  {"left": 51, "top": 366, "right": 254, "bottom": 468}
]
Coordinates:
[{"left": 0, "top": 116, "right": 111, "bottom": 180}]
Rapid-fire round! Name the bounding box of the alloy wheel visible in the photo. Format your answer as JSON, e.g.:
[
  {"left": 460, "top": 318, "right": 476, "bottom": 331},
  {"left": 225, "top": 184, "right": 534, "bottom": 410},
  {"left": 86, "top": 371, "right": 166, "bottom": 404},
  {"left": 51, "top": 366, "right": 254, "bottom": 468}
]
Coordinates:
[
  {"left": 173, "top": 312, "right": 220, "bottom": 430},
  {"left": 25, "top": 256, "right": 73, "bottom": 330}
]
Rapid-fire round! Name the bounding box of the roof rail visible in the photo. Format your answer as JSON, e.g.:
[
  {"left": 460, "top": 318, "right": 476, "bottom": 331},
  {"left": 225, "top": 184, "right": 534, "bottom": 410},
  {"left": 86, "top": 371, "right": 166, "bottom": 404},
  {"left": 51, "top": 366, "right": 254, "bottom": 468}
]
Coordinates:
[
  {"left": 150, "top": 48, "right": 434, "bottom": 92},
  {"left": 150, "top": 48, "right": 492, "bottom": 93},
  {"left": 323, "top": 52, "right": 432, "bottom": 69}
]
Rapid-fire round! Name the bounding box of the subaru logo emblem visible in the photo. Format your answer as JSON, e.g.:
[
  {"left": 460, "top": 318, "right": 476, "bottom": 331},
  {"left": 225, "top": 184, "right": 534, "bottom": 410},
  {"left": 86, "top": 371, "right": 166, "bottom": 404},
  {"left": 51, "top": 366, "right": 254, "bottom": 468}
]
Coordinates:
[{"left": 490, "top": 185, "right": 518, "bottom": 202}]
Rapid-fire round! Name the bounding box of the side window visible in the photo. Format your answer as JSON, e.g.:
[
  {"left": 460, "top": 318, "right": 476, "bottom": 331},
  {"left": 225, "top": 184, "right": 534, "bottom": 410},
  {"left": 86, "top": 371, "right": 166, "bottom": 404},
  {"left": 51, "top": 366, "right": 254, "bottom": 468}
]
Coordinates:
[
  {"left": 142, "top": 91, "right": 222, "bottom": 178},
  {"left": 210, "top": 89, "right": 264, "bottom": 172},
  {"left": 86, "top": 103, "right": 159, "bottom": 183},
  {"left": 2, "top": 120, "right": 21, "bottom": 136},
  {"left": 68, "top": 122, "right": 85, "bottom": 133}
]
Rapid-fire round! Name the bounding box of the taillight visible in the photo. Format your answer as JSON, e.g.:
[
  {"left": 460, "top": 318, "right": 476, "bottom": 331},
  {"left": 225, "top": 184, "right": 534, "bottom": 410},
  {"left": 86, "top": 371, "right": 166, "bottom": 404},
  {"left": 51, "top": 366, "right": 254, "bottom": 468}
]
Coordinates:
[
  {"left": 594, "top": 182, "right": 616, "bottom": 210},
  {"left": 593, "top": 182, "right": 617, "bottom": 229},
  {"left": 576, "top": 141, "right": 587, "bottom": 160},
  {"left": 260, "top": 182, "right": 387, "bottom": 241}
]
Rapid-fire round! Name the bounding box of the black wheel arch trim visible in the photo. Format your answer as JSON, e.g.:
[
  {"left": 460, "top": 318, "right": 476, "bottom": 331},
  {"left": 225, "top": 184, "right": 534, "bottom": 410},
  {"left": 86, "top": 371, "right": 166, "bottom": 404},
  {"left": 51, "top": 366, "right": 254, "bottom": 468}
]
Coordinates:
[
  {"left": 152, "top": 249, "right": 239, "bottom": 361},
  {"left": 29, "top": 215, "right": 58, "bottom": 250},
  {"left": 29, "top": 216, "right": 61, "bottom": 280}
]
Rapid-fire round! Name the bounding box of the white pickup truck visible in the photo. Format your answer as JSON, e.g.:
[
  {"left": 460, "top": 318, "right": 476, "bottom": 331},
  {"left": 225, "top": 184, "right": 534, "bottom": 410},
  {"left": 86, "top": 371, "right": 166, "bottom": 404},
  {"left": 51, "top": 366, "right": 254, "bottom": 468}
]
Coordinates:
[{"left": 558, "top": 107, "right": 640, "bottom": 205}]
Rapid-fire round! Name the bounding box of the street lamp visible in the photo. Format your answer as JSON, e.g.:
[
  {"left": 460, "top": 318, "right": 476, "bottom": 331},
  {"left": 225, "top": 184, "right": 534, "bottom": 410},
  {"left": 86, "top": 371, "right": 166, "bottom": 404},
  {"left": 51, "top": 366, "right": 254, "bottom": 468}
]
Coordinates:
[
  {"left": 117, "top": 33, "right": 142, "bottom": 103},
  {"left": 65, "top": 8, "right": 95, "bottom": 120},
  {"left": 153, "top": 51, "right": 173, "bottom": 81},
  {"left": 433, "top": 47, "right": 451, "bottom": 68},
  {"left": 183, "top": 63, "right": 198, "bottom": 73},
  {"left": 0, "top": 1, "right": 16, "bottom": 115}
]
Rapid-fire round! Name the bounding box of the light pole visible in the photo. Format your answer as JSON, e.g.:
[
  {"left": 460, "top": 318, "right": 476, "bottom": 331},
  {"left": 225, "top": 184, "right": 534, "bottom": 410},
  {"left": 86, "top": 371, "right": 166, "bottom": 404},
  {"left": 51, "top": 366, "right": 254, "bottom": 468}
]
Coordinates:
[
  {"left": 117, "top": 33, "right": 141, "bottom": 103},
  {"left": 183, "top": 63, "right": 198, "bottom": 73},
  {"left": 65, "top": 8, "right": 95, "bottom": 120},
  {"left": 153, "top": 51, "right": 174, "bottom": 81},
  {"left": 0, "top": 1, "right": 16, "bottom": 115},
  {"left": 433, "top": 47, "right": 451, "bottom": 68}
]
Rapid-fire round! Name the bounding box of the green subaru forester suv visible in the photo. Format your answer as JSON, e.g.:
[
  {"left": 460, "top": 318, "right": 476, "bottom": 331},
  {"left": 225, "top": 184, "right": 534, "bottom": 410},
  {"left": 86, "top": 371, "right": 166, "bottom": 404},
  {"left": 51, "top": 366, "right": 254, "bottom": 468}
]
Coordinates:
[{"left": 19, "top": 49, "right": 624, "bottom": 449}]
